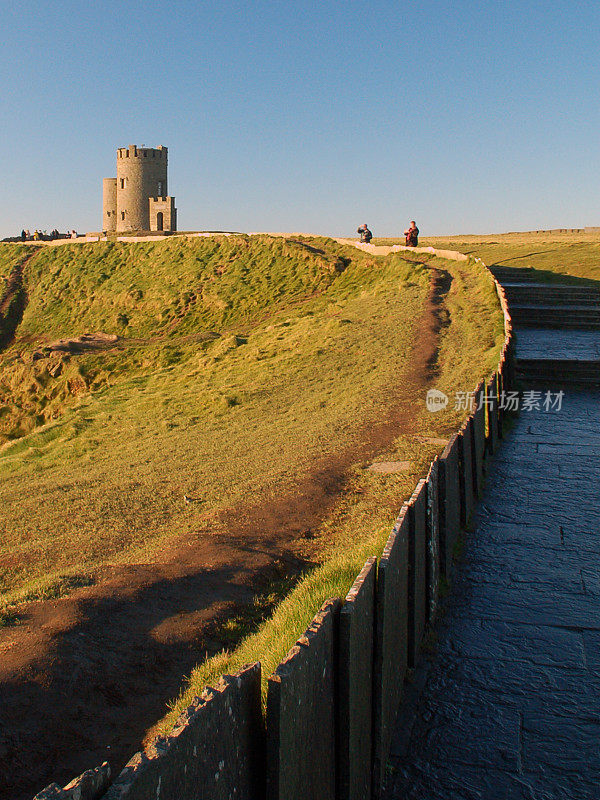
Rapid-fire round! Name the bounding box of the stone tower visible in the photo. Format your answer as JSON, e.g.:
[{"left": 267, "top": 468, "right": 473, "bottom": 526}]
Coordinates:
[{"left": 102, "top": 145, "right": 177, "bottom": 233}]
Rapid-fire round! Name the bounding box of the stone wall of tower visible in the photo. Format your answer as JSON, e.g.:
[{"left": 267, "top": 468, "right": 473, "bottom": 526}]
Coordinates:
[
  {"left": 102, "top": 178, "right": 117, "bottom": 232},
  {"left": 115, "top": 145, "right": 168, "bottom": 232}
]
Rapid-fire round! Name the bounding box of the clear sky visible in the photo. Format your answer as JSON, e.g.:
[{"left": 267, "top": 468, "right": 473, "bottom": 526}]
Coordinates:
[{"left": 1, "top": 0, "right": 598, "bottom": 238}]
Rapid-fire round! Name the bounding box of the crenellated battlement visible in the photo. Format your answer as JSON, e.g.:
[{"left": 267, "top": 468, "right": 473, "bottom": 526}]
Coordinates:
[{"left": 117, "top": 145, "right": 167, "bottom": 159}]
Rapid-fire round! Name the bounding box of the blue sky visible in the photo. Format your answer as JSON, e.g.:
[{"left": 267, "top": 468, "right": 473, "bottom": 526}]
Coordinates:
[{"left": 1, "top": 0, "right": 598, "bottom": 237}]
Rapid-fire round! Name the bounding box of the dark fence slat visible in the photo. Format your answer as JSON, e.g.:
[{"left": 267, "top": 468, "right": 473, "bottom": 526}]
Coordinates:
[
  {"left": 406, "top": 480, "right": 427, "bottom": 668},
  {"left": 338, "top": 558, "right": 377, "bottom": 800},
  {"left": 503, "top": 335, "right": 515, "bottom": 392},
  {"left": 486, "top": 374, "right": 499, "bottom": 455},
  {"left": 458, "top": 417, "right": 475, "bottom": 529},
  {"left": 266, "top": 599, "right": 340, "bottom": 800},
  {"left": 426, "top": 458, "right": 440, "bottom": 622},
  {"left": 497, "top": 364, "right": 505, "bottom": 439},
  {"left": 34, "top": 763, "right": 111, "bottom": 800},
  {"left": 372, "top": 510, "right": 409, "bottom": 796},
  {"left": 102, "top": 663, "right": 263, "bottom": 800},
  {"left": 471, "top": 381, "right": 486, "bottom": 496},
  {"left": 438, "top": 435, "right": 461, "bottom": 577}
]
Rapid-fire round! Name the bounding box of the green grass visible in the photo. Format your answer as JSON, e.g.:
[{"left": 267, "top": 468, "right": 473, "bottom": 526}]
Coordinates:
[
  {"left": 154, "top": 433, "right": 442, "bottom": 734},
  {"left": 0, "top": 237, "right": 433, "bottom": 605},
  {"left": 153, "top": 247, "right": 504, "bottom": 734},
  {"left": 17, "top": 236, "right": 356, "bottom": 339},
  {"left": 0, "top": 234, "right": 504, "bottom": 739},
  {"left": 373, "top": 231, "right": 600, "bottom": 284}
]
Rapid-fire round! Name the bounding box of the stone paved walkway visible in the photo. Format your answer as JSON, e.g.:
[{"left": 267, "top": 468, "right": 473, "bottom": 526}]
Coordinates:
[
  {"left": 516, "top": 329, "right": 600, "bottom": 360},
  {"left": 386, "top": 390, "right": 600, "bottom": 800}
]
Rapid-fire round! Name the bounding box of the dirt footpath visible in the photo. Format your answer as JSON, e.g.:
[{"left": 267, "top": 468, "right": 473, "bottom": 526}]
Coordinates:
[{"left": 0, "top": 267, "right": 450, "bottom": 800}]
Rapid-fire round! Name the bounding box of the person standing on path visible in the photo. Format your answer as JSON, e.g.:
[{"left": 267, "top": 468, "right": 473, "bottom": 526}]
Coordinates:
[
  {"left": 357, "top": 223, "right": 373, "bottom": 243},
  {"left": 404, "top": 220, "right": 419, "bottom": 247}
]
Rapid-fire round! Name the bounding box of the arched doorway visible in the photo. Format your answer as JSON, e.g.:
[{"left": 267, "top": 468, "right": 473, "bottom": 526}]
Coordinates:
[{"left": 156, "top": 212, "right": 164, "bottom": 231}]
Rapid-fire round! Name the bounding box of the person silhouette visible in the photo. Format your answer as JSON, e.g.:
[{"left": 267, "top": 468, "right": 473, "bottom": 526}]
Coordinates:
[
  {"left": 357, "top": 223, "right": 373, "bottom": 243},
  {"left": 404, "top": 221, "right": 419, "bottom": 247}
]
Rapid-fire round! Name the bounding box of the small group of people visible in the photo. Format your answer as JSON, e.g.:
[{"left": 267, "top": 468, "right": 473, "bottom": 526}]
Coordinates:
[
  {"left": 357, "top": 220, "right": 419, "bottom": 247},
  {"left": 17, "top": 229, "right": 77, "bottom": 242}
]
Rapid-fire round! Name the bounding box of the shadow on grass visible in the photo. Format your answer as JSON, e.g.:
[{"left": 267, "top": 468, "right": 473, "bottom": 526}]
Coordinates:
[
  {"left": 0, "top": 547, "right": 312, "bottom": 800},
  {"left": 492, "top": 260, "right": 600, "bottom": 288}
]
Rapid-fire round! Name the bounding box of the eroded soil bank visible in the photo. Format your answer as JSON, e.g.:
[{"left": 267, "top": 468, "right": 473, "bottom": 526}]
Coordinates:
[
  {"left": 0, "top": 259, "right": 29, "bottom": 351},
  {"left": 0, "top": 268, "right": 450, "bottom": 800}
]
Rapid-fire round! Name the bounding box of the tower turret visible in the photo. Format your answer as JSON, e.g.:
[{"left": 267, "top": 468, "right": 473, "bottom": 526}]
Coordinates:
[
  {"left": 102, "top": 145, "right": 176, "bottom": 233},
  {"left": 102, "top": 178, "right": 117, "bottom": 232}
]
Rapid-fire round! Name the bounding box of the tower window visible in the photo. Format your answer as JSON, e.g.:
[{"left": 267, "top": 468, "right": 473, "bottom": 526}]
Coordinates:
[
  {"left": 157, "top": 181, "right": 163, "bottom": 196},
  {"left": 121, "top": 211, "right": 125, "bottom": 220},
  {"left": 120, "top": 177, "right": 127, "bottom": 189},
  {"left": 143, "top": 151, "right": 147, "bottom": 157}
]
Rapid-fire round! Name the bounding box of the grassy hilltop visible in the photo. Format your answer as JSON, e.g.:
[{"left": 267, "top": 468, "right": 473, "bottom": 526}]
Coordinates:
[
  {"left": 0, "top": 235, "right": 504, "bottom": 729},
  {"left": 375, "top": 231, "right": 600, "bottom": 283}
]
